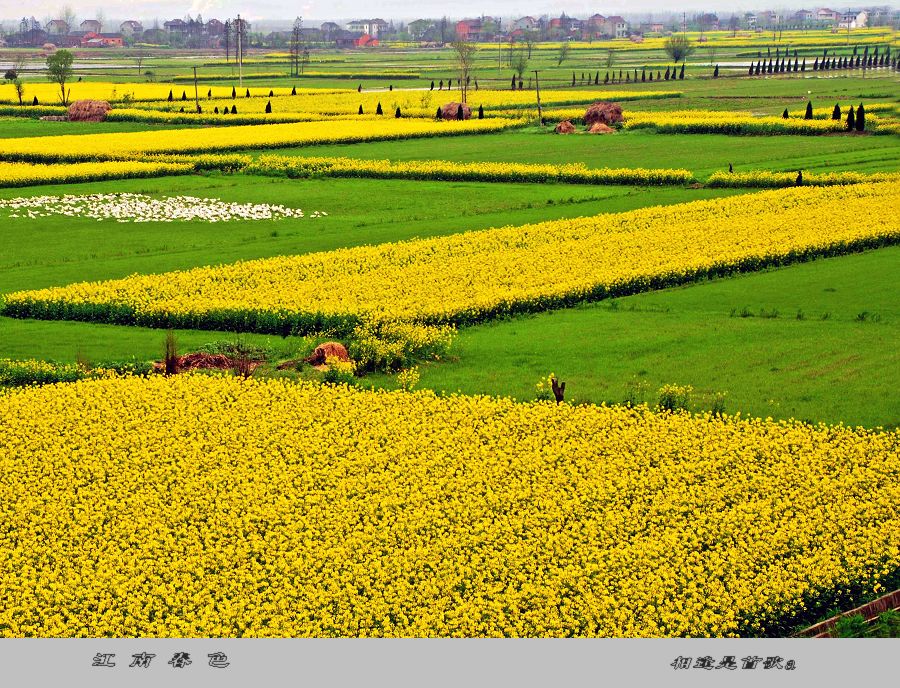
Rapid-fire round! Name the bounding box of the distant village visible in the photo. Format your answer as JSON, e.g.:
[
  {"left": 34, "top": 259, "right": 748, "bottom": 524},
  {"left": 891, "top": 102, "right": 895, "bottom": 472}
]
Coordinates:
[{"left": 1, "top": 7, "right": 896, "bottom": 49}]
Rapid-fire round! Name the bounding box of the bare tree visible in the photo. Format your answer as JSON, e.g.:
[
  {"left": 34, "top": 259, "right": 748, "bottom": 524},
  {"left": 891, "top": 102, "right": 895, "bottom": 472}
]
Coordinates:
[
  {"left": 60, "top": 5, "right": 77, "bottom": 33},
  {"left": 134, "top": 49, "right": 148, "bottom": 76},
  {"left": 556, "top": 42, "right": 570, "bottom": 66},
  {"left": 512, "top": 46, "right": 529, "bottom": 80},
  {"left": 289, "top": 17, "right": 302, "bottom": 76},
  {"left": 224, "top": 19, "right": 231, "bottom": 61},
  {"left": 449, "top": 39, "right": 477, "bottom": 104},
  {"left": 4, "top": 54, "right": 27, "bottom": 105},
  {"left": 525, "top": 32, "right": 537, "bottom": 59}
]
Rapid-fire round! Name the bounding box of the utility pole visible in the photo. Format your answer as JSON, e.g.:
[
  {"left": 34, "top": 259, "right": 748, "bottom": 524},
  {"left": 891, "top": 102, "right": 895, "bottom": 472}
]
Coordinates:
[
  {"left": 533, "top": 69, "right": 544, "bottom": 125},
  {"left": 498, "top": 36, "right": 501, "bottom": 73},
  {"left": 193, "top": 66, "right": 200, "bottom": 112}
]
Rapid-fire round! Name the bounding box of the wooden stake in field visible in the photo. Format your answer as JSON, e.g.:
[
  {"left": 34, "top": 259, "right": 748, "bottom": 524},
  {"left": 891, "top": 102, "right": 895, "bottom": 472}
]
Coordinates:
[{"left": 533, "top": 70, "right": 544, "bottom": 126}]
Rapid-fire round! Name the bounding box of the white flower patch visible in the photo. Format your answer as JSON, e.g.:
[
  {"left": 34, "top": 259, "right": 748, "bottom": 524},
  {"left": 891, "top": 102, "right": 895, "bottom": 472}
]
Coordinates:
[{"left": 0, "top": 193, "right": 322, "bottom": 223}]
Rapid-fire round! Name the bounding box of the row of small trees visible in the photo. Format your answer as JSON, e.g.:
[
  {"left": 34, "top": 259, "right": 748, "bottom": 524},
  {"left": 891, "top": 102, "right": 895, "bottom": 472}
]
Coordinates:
[
  {"left": 781, "top": 100, "right": 867, "bottom": 131},
  {"left": 750, "top": 54, "right": 897, "bottom": 76}
]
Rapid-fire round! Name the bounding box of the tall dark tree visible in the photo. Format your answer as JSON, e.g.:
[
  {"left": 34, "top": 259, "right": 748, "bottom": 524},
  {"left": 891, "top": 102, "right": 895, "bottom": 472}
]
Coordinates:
[
  {"left": 804, "top": 101, "right": 813, "bottom": 120},
  {"left": 376, "top": 101, "right": 383, "bottom": 115},
  {"left": 713, "top": 65, "right": 719, "bottom": 78},
  {"left": 846, "top": 105, "right": 855, "bottom": 131},
  {"left": 782, "top": 108, "right": 789, "bottom": 119},
  {"left": 832, "top": 103, "right": 841, "bottom": 120},
  {"left": 855, "top": 103, "right": 865, "bottom": 132}
]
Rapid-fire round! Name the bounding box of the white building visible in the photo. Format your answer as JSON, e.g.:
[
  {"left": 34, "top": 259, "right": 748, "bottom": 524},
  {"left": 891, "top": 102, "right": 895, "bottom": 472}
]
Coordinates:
[
  {"left": 346, "top": 18, "right": 389, "bottom": 37},
  {"left": 838, "top": 11, "right": 867, "bottom": 28}
]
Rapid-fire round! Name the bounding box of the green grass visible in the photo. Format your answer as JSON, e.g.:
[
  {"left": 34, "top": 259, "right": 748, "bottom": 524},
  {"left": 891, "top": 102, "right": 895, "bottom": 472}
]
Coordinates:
[
  {"left": 0, "top": 172, "right": 739, "bottom": 363},
  {"left": 0, "top": 319, "right": 290, "bottom": 366},
  {"left": 0, "top": 173, "right": 738, "bottom": 294},
  {"left": 261, "top": 128, "right": 900, "bottom": 177},
  {"left": 365, "top": 246, "right": 900, "bottom": 429},
  {"left": 0, "top": 116, "right": 196, "bottom": 138}
]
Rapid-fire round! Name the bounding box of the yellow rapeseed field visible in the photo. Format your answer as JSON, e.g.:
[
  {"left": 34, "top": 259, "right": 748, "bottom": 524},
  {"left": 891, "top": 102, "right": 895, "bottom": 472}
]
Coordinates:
[
  {"left": 247, "top": 154, "right": 695, "bottom": 186},
  {"left": 5, "top": 183, "right": 897, "bottom": 333},
  {"left": 0, "top": 81, "right": 300, "bottom": 105},
  {"left": 0, "top": 160, "right": 191, "bottom": 188},
  {"left": 623, "top": 110, "right": 848, "bottom": 134},
  {"left": 0, "top": 375, "right": 897, "bottom": 637},
  {"left": 0, "top": 81, "right": 298, "bottom": 105},
  {"left": 128, "top": 89, "right": 681, "bottom": 117},
  {"left": 0, "top": 117, "right": 527, "bottom": 162}
]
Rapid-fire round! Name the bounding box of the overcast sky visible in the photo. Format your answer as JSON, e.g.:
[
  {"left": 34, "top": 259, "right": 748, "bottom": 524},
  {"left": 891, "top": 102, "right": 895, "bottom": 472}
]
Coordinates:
[{"left": 3, "top": 0, "right": 880, "bottom": 25}]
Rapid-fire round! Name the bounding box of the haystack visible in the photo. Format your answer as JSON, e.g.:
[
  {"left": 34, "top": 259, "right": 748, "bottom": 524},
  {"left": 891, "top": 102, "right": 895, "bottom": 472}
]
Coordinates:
[
  {"left": 440, "top": 102, "right": 471, "bottom": 120},
  {"left": 554, "top": 120, "right": 577, "bottom": 134},
  {"left": 151, "top": 352, "right": 261, "bottom": 374},
  {"left": 67, "top": 100, "right": 111, "bottom": 122},
  {"left": 587, "top": 122, "right": 615, "bottom": 134},
  {"left": 304, "top": 342, "right": 350, "bottom": 366},
  {"left": 584, "top": 101, "right": 623, "bottom": 127}
]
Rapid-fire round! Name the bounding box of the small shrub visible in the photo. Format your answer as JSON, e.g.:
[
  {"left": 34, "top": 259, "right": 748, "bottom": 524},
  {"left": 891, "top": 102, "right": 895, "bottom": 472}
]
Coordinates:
[
  {"left": 833, "top": 613, "right": 869, "bottom": 638},
  {"left": 872, "top": 610, "right": 900, "bottom": 638},
  {"left": 534, "top": 373, "right": 556, "bottom": 402},
  {"left": 349, "top": 321, "right": 455, "bottom": 372},
  {"left": 396, "top": 366, "right": 420, "bottom": 391},
  {"left": 321, "top": 355, "right": 357, "bottom": 386},
  {"left": 623, "top": 376, "right": 651, "bottom": 407},
  {"left": 657, "top": 384, "right": 693, "bottom": 413},
  {"left": 711, "top": 391, "right": 728, "bottom": 417}
]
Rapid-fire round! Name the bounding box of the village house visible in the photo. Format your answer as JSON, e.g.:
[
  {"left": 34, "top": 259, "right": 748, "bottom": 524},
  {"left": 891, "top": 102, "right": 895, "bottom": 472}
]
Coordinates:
[
  {"left": 816, "top": 8, "right": 841, "bottom": 23},
  {"left": 79, "top": 19, "right": 102, "bottom": 33},
  {"left": 119, "top": 21, "right": 144, "bottom": 38},
  {"left": 839, "top": 10, "right": 868, "bottom": 28},
  {"left": 45, "top": 20, "right": 69, "bottom": 36},
  {"left": 346, "top": 19, "right": 389, "bottom": 38}
]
